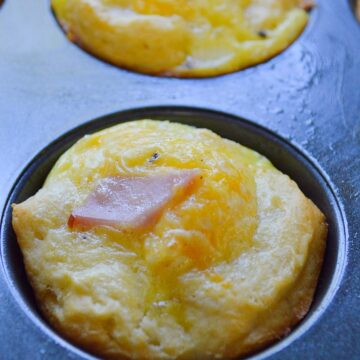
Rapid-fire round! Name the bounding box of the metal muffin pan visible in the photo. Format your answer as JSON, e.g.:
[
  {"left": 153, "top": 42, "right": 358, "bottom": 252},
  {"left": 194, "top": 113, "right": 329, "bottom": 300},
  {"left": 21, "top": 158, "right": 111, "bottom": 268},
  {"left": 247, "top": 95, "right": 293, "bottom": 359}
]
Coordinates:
[{"left": 0, "top": 0, "right": 359, "bottom": 359}]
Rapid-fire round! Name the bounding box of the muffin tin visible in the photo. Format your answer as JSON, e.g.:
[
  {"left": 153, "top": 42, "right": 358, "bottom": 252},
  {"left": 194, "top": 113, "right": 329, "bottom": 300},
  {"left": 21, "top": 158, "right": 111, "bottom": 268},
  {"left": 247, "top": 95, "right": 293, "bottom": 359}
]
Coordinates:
[{"left": 0, "top": 1, "right": 359, "bottom": 359}]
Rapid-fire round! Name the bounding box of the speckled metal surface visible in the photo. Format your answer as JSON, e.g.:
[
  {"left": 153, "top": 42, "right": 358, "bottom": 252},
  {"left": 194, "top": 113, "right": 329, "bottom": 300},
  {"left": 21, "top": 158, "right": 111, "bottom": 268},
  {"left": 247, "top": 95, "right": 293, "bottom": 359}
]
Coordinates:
[{"left": 0, "top": 0, "right": 359, "bottom": 359}]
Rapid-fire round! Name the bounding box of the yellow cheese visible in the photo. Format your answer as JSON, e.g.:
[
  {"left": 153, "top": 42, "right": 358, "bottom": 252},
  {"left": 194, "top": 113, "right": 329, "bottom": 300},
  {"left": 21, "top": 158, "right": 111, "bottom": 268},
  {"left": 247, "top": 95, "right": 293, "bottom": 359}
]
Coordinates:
[{"left": 52, "top": 0, "right": 310, "bottom": 76}]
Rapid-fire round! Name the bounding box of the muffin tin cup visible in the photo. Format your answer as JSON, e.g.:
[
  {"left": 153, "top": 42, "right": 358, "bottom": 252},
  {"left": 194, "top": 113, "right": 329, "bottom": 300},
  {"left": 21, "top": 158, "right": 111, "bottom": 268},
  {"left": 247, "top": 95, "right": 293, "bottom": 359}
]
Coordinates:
[{"left": 0, "top": 106, "right": 348, "bottom": 360}]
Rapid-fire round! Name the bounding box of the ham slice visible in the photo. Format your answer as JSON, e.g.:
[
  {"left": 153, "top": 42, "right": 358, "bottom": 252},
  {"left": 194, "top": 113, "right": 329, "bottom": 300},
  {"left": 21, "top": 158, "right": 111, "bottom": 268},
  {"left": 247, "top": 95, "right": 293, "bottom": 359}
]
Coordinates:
[
  {"left": 68, "top": 170, "right": 201, "bottom": 231},
  {"left": 298, "top": 0, "right": 315, "bottom": 11}
]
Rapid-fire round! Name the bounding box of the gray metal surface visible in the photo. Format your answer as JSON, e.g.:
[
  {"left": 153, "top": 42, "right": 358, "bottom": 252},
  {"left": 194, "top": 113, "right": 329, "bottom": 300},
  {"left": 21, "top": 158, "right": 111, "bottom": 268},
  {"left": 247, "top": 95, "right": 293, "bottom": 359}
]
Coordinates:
[{"left": 0, "top": 0, "right": 359, "bottom": 359}]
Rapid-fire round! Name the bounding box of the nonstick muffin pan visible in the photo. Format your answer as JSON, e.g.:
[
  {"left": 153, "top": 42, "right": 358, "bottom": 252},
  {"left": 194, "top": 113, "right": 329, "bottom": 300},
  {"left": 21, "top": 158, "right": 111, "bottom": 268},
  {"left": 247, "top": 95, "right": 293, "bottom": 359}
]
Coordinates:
[{"left": 0, "top": 0, "right": 359, "bottom": 359}]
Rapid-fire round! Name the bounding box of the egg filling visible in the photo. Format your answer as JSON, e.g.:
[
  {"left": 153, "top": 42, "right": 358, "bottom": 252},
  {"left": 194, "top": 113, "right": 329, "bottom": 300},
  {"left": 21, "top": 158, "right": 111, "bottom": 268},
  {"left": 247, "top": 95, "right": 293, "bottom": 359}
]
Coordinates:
[
  {"left": 52, "top": 0, "right": 314, "bottom": 76},
  {"left": 12, "top": 120, "right": 326, "bottom": 359}
]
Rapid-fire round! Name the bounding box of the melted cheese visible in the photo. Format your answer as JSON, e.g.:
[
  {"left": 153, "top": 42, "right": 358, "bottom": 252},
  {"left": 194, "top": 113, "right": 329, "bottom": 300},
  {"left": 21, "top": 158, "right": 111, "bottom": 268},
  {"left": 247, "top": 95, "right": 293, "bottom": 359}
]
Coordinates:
[
  {"left": 46, "top": 120, "right": 266, "bottom": 274},
  {"left": 52, "top": 0, "right": 310, "bottom": 76}
]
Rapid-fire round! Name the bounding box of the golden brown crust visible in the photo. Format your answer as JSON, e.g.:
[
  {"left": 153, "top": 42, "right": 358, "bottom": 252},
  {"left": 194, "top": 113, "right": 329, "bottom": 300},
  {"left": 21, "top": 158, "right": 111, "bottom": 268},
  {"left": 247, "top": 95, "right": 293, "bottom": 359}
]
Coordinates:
[
  {"left": 204, "top": 171, "right": 327, "bottom": 359},
  {"left": 234, "top": 198, "right": 327, "bottom": 358},
  {"left": 13, "top": 174, "right": 327, "bottom": 360}
]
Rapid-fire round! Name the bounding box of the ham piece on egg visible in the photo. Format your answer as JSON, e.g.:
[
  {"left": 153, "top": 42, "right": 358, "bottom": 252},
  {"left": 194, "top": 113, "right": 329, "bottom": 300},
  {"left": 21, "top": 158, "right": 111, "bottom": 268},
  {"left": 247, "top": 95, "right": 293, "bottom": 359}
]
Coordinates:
[
  {"left": 68, "top": 170, "right": 201, "bottom": 231},
  {"left": 298, "top": 0, "right": 315, "bottom": 11}
]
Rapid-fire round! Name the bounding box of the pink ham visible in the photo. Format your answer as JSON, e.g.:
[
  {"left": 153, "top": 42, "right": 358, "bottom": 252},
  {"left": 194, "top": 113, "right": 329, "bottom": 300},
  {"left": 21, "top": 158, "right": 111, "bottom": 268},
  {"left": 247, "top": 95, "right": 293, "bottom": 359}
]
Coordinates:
[
  {"left": 299, "top": 0, "right": 315, "bottom": 11},
  {"left": 68, "top": 170, "right": 201, "bottom": 231}
]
